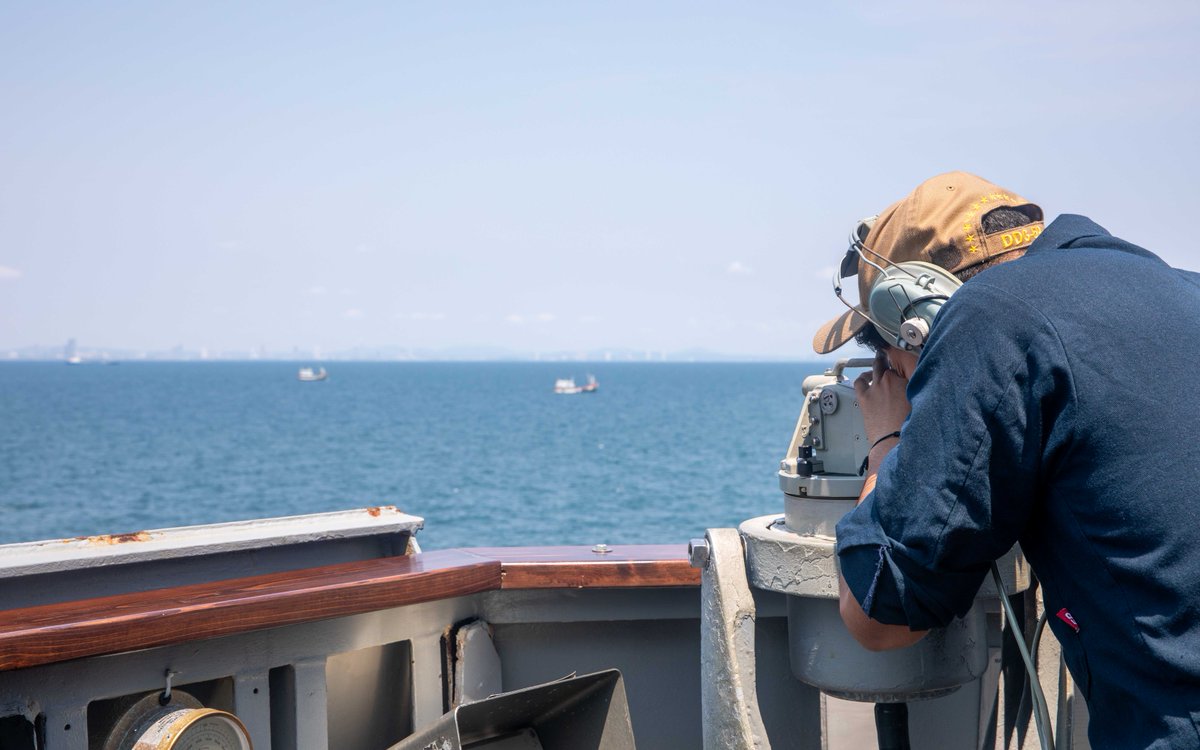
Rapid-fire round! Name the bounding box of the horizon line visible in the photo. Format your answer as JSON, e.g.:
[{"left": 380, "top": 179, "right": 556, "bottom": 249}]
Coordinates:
[{"left": 2, "top": 355, "right": 830, "bottom": 364}]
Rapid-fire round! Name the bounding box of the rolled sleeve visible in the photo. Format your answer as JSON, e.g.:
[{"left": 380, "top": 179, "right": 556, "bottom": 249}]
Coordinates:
[
  {"left": 836, "top": 491, "right": 919, "bottom": 627},
  {"left": 836, "top": 453, "right": 990, "bottom": 630},
  {"left": 837, "top": 492, "right": 1001, "bottom": 630},
  {"left": 834, "top": 480, "right": 902, "bottom": 624},
  {"left": 834, "top": 282, "right": 1073, "bottom": 630}
]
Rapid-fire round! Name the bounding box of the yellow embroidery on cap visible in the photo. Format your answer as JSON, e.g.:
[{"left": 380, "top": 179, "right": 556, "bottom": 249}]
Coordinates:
[
  {"left": 999, "top": 224, "right": 1043, "bottom": 250},
  {"left": 961, "top": 193, "right": 1018, "bottom": 254}
]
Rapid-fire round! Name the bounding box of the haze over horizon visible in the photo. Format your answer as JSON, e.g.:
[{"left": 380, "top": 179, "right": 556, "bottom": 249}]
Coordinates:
[
  {"left": 15, "top": 338, "right": 816, "bottom": 362},
  {"left": 3, "top": 2, "right": 1198, "bottom": 358}
]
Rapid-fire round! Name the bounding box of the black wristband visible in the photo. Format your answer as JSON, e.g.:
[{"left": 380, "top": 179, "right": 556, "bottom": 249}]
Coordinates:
[
  {"left": 870, "top": 431, "right": 901, "bottom": 451},
  {"left": 859, "top": 431, "right": 903, "bottom": 475}
]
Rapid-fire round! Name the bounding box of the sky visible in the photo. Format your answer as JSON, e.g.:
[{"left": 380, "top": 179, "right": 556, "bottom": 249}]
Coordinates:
[{"left": 2, "top": 1, "right": 1198, "bottom": 358}]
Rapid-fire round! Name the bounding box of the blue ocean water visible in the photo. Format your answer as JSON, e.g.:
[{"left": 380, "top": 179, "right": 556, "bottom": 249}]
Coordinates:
[{"left": 0, "top": 362, "right": 825, "bottom": 549}]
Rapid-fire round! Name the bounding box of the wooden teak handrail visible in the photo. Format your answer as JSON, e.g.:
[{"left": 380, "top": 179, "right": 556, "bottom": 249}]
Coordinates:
[{"left": 0, "top": 544, "right": 698, "bottom": 672}]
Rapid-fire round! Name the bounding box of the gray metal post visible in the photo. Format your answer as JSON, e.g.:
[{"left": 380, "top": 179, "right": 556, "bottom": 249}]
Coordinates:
[{"left": 696, "top": 528, "right": 771, "bottom": 750}]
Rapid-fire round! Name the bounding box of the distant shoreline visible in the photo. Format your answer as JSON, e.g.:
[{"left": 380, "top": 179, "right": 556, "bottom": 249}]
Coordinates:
[{"left": 0, "top": 357, "right": 831, "bottom": 365}]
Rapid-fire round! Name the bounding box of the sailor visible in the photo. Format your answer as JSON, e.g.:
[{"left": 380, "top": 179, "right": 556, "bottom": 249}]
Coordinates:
[{"left": 817, "top": 172, "right": 1200, "bottom": 748}]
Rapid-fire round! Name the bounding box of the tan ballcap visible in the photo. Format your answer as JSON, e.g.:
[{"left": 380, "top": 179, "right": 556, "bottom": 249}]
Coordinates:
[{"left": 812, "top": 171, "right": 1043, "bottom": 354}]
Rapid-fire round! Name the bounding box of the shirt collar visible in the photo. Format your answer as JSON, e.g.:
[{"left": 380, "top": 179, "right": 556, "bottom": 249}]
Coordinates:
[{"left": 1031, "top": 214, "right": 1112, "bottom": 251}]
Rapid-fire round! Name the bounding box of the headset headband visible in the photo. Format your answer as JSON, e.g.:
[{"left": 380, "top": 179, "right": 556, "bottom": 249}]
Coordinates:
[{"left": 831, "top": 217, "right": 962, "bottom": 351}]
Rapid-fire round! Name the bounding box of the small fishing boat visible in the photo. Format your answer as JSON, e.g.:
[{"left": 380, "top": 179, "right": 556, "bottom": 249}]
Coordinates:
[
  {"left": 297, "top": 366, "right": 328, "bottom": 382},
  {"left": 553, "top": 374, "right": 598, "bottom": 394}
]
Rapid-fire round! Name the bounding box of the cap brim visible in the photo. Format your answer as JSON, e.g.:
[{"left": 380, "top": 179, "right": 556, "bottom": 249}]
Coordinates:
[{"left": 812, "top": 308, "right": 870, "bottom": 354}]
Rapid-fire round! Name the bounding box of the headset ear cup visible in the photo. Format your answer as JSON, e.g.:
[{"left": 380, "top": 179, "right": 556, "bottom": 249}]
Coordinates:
[{"left": 865, "top": 261, "right": 962, "bottom": 350}]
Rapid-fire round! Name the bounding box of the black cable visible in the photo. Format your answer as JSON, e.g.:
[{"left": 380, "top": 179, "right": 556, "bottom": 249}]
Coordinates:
[
  {"left": 1013, "top": 610, "right": 1050, "bottom": 747},
  {"left": 1030, "top": 610, "right": 1049, "bottom": 664},
  {"left": 874, "top": 702, "right": 911, "bottom": 750},
  {"left": 992, "top": 563, "right": 1055, "bottom": 750}
]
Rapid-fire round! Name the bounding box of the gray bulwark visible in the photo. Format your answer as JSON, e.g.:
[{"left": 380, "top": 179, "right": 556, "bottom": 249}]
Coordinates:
[{"left": 0, "top": 506, "right": 423, "bottom": 609}]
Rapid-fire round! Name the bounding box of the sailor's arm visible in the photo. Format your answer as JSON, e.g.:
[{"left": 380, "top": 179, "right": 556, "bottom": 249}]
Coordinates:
[
  {"left": 837, "top": 353, "right": 927, "bottom": 650},
  {"left": 838, "top": 469, "right": 927, "bottom": 651}
]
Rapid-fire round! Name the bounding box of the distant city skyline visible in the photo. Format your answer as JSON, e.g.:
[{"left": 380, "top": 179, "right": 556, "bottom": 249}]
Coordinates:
[
  {"left": 6, "top": 337, "right": 815, "bottom": 363},
  {"left": 3, "top": 2, "right": 1198, "bottom": 358}
]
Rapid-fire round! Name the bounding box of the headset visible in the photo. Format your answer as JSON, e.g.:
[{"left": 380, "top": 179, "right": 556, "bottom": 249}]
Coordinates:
[{"left": 832, "top": 216, "right": 963, "bottom": 352}]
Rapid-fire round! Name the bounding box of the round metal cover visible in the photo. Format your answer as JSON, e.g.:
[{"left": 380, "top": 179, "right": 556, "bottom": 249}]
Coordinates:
[{"left": 819, "top": 389, "right": 838, "bottom": 415}]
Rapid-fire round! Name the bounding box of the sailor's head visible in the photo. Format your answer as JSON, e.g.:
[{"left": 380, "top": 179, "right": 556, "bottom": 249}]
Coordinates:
[{"left": 813, "top": 171, "right": 1044, "bottom": 356}]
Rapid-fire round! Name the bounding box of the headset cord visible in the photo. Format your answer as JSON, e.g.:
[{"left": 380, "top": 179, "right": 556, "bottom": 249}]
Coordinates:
[
  {"left": 1013, "top": 609, "right": 1051, "bottom": 748},
  {"left": 991, "top": 563, "right": 1055, "bottom": 750}
]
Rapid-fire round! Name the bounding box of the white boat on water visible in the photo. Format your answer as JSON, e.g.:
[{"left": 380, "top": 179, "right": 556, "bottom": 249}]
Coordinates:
[
  {"left": 297, "top": 366, "right": 328, "bottom": 382},
  {"left": 64, "top": 338, "right": 81, "bottom": 365},
  {"left": 553, "top": 374, "right": 598, "bottom": 394}
]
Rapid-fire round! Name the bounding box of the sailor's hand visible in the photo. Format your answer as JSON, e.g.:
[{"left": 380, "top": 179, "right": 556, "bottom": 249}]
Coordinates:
[{"left": 854, "top": 351, "right": 911, "bottom": 455}]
